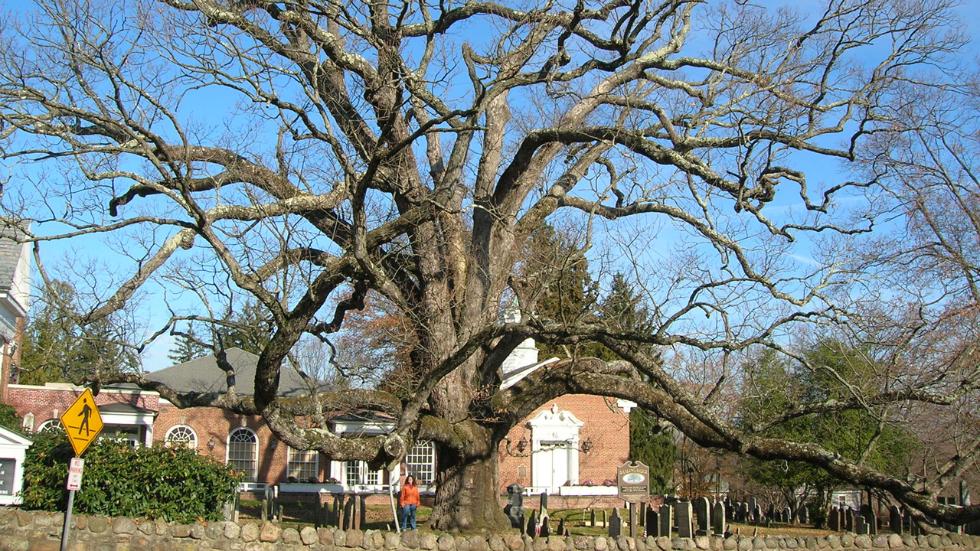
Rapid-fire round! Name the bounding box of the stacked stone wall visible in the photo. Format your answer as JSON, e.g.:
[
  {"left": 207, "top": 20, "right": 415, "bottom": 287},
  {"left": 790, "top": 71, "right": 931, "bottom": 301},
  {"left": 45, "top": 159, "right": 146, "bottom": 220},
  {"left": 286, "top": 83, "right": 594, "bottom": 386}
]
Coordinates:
[{"left": 2, "top": 508, "right": 979, "bottom": 551}]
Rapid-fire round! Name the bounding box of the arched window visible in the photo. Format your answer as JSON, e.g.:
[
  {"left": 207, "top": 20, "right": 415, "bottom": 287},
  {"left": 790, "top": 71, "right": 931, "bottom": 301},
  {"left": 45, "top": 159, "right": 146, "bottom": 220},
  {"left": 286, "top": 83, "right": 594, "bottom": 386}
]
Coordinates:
[
  {"left": 165, "top": 425, "right": 198, "bottom": 449},
  {"left": 37, "top": 419, "right": 62, "bottom": 432},
  {"left": 227, "top": 428, "right": 258, "bottom": 482}
]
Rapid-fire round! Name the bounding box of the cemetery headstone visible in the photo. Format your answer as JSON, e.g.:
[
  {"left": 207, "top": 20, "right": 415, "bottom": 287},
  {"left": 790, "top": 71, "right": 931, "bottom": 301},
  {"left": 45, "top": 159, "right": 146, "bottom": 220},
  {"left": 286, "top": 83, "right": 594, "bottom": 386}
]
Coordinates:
[
  {"left": 712, "top": 501, "right": 726, "bottom": 536},
  {"left": 767, "top": 504, "right": 775, "bottom": 522},
  {"left": 829, "top": 507, "right": 840, "bottom": 531},
  {"left": 738, "top": 502, "right": 749, "bottom": 523},
  {"left": 862, "top": 507, "right": 878, "bottom": 535},
  {"left": 855, "top": 515, "right": 868, "bottom": 535},
  {"left": 590, "top": 508, "right": 596, "bottom": 528},
  {"left": 540, "top": 517, "right": 550, "bottom": 538},
  {"left": 889, "top": 506, "right": 903, "bottom": 535},
  {"left": 659, "top": 504, "right": 673, "bottom": 538},
  {"left": 505, "top": 484, "right": 524, "bottom": 529},
  {"left": 748, "top": 497, "right": 757, "bottom": 519},
  {"left": 601, "top": 509, "right": 608, "bottom": 527},
  {"left": 677, "top": 501, "right": 694, "bottom": 538},
  {"left": 798, "top": 506, "right": 809, "bottom": 526},
  {"left": 783, "top": 507, "right": 792, "bottom": 524},
  {"left": 609, "top": 508, "right": 622, "bottom": 537},
  {"left": 845, "top": 508, "right": 855, "bottom": 533},
  {"left": 753, "top": 504, "right": 764, "bottom": 526},
  {"left": 526, "top": 511, "right": 537, "bottom": 537},
  {"left": 557, "top": 518, "right": 567, "bottom": 536},
  {"left": 694, "top": 497, "right": 711, "bottom": 536},
  {"left": 646, "top": 506, "right": 660, "bottom": 537}
]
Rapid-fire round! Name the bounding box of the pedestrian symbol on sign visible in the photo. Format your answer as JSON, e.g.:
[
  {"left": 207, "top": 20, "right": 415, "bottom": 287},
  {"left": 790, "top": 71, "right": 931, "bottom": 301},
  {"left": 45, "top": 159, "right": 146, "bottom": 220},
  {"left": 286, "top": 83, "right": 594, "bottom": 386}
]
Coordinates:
[{"left": 59, "top": 389, "right": 104, "bottom": 457}]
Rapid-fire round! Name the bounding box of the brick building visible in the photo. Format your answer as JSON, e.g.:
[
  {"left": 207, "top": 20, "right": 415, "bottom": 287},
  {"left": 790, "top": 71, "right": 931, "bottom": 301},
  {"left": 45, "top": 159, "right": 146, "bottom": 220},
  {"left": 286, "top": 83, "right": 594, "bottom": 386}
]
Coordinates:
[{"left": 6, "top": 301, "right": 632, "bottom": 503}]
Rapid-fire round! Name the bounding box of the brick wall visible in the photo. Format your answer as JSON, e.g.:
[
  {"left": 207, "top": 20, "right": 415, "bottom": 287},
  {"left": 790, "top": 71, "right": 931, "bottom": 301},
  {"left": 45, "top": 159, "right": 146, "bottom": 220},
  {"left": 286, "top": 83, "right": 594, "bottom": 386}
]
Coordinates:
[
  {"left": 5, "top": 385, "right": 160, "bottom": 430},
  {"left": 155, "top": 404, "right": 297, "bottom": 485},
  {"left": 497, "top": 394, "right": 631, "bottom": 493}
]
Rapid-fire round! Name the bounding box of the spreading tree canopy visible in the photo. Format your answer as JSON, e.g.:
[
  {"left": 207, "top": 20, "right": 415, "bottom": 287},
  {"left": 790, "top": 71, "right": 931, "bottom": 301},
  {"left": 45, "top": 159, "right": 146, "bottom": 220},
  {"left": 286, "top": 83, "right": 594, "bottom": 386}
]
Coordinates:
[{"left": 1, "top": 0, "right": 977, "bottom": 529}]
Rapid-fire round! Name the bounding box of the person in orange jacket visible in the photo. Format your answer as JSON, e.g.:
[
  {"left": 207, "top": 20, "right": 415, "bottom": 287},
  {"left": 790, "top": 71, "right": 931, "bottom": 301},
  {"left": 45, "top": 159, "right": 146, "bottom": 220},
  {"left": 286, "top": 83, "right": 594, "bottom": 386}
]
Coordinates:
[{"left": 399, "top": 475, "right": 421, "bottom": 530}]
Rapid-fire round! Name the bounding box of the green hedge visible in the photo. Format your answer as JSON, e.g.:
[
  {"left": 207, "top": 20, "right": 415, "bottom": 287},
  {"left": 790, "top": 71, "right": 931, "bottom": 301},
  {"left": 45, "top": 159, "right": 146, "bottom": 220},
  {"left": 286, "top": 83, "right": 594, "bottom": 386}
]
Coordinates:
[{"left": 21, "top": 429, "right": 242, "bottom": 523}]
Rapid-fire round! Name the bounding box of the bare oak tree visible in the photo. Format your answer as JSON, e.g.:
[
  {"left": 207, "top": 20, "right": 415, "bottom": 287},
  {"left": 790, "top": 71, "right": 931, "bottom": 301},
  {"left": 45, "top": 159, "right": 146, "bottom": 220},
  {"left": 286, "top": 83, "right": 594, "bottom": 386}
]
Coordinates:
[{"left": 1, "top": 0, "right": 976, "bottom": 529}]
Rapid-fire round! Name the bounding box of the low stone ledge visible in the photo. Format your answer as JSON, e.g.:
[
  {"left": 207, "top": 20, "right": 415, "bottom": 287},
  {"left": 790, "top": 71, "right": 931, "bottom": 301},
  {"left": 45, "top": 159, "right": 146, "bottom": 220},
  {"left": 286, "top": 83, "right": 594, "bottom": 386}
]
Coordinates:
[{"left": 0, "top": 507, "right": 977, "bottom": 551}]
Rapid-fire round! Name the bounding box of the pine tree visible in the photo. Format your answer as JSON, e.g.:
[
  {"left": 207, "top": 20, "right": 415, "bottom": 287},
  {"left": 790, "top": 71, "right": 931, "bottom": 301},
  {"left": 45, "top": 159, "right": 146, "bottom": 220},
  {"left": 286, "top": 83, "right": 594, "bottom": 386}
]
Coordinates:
[
  {"left": 19, "top": 279, "right": 137, "bottom": 384},
  {"left": 168, "top": 327, "right": 208, "bottom": 364}
]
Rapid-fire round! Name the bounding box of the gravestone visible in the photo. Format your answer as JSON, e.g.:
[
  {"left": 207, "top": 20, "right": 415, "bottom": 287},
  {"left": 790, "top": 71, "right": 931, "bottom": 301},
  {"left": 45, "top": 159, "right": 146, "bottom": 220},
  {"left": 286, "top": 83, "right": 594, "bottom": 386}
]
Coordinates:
[
  {"left": 889, "top": 506, "right": 903, "bottom": 534},
  {"left": 783, "top": 507, "right": 792, "bottom": 524},
  {"left": 845, "top": 508, "right": 855, "bottom": 533},
  {"left": 590, "top": 509, "right": 596, "bottom": 527},
  {"left": 748, "top": 498, "right": 757, "bottom": 521},
  {"left": 738, "top": 502, "right": 749, "bottom": 523},
  {"left": 754, "top": 504, "right": 764, "bottom": 526},
  {"left": 862, "top": 507, "right": 878, "bottom": 535},
  {"left": 540, "top": 517, "right": 551, "bottom": 538},
  {"left": 829, "top": 507, "right": 840, "bottom": 531},
  {"left": 505, "top": 484, "right": 524, "bottom": 529},
  {"left": 609, "top": 508, "right": 622, "bottom": 537},
  {"left": 601, "top": 509, "right": 608, "bottom": 527},
  {"left": 798, "top": 506, "right": 809, "bottom": 526},
  {"left": 694, "top": 497, "right": 711, "bottom": 536},
  {"left": 677, "top": 501, "right": 694, "bottom": 538},
  {"left": 659, "top": 503, "right": 673, "bottom": 538},
  {"left": 712, "top": 502, "right": 726, "bottom": 536},
  {"left": 646, "top": 506, "right": 660, "bottom": 537},
  {"left": 767, "top": 504, "right": 776, "bottom": 523},
  {"left": 557, "top": 518, "right": 567, "bottom": 536},
  {"left": 526, "top": 510, "right": 537, "bottom": 537},
  {"left": 855, "top": 515, "right": 868, "bottom": 535}
]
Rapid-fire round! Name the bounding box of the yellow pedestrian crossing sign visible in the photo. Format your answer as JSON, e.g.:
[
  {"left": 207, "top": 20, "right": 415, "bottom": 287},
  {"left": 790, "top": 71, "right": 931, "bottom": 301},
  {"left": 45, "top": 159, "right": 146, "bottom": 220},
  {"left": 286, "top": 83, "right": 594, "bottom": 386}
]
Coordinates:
[{"left": 60, "top": 389, "right": 104, "bottom": 457}]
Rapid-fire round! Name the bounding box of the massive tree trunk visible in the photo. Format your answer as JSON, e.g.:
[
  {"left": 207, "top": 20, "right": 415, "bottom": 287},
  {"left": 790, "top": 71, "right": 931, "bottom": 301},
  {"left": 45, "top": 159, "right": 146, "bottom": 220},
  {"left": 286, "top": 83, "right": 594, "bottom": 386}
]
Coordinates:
[{"left": 430, "top": 442, "right": 509, "bottom": 532}]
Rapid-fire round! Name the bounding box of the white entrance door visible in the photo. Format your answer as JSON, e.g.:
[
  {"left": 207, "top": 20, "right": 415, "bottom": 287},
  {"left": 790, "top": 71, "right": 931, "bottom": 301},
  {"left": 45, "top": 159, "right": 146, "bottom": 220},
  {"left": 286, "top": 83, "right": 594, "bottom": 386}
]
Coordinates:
[{"left": 539, "top": 440, "right": 570, "bottom": 492}]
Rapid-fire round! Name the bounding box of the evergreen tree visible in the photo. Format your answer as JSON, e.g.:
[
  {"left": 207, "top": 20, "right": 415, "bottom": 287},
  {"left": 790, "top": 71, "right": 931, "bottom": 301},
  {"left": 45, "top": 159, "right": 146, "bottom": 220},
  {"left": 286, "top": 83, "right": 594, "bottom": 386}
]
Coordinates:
[
  {"left": 168, "top": 327, "right": 208, "bottom": 364},
  {"left": 19, "top": 280, "right": 138, "bottom": 384},
  {"left": 738, "top": 342, "right": 920, "bottom": 514},
  {"left": 217, "top": 301, "right": 275, "bottom": 355},
  {"left": 521, "top": 224, "right": 597, "bottom": 357}
]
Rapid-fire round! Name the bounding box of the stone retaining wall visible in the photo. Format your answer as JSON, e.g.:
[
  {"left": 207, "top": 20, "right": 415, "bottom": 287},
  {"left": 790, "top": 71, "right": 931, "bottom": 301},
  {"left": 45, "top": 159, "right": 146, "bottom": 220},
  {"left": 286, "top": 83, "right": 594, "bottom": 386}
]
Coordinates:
[{"left": 1, "top": 507, "right": 978, "bottom": 551}]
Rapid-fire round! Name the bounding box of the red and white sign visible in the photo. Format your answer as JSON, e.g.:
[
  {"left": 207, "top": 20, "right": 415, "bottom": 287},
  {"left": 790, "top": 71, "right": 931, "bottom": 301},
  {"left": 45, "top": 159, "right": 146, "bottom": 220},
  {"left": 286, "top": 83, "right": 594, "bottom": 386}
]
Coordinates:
[{"left": 66, "top": 458, "right": 85, "bottom": 491}]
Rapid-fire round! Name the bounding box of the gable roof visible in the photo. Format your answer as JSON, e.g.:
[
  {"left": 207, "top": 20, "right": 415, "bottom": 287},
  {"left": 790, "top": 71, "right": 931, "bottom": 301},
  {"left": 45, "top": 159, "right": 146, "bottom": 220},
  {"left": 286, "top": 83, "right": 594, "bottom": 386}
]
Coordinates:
[
  {"left": 0, "top": 223, "right": 29, "bottom": 311},
  {"left": 146, "top": 348, "right": 311, "bottom": 397}
]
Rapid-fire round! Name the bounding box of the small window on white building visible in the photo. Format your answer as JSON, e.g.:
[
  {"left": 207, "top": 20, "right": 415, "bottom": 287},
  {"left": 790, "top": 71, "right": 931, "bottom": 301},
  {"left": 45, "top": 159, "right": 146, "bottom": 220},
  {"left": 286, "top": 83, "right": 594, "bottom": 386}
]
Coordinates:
[
  {"left": 406, "top": 440, "right": 435, "bottom": 484},
  {"left": 287, "top": 447, "right": 319, "bottom": 482},
  {"left": 227, "top": 428, "right": 258, "bottom": 482},
  {"left": 165, "top": 425, "right": 198, "bottom": 449}
]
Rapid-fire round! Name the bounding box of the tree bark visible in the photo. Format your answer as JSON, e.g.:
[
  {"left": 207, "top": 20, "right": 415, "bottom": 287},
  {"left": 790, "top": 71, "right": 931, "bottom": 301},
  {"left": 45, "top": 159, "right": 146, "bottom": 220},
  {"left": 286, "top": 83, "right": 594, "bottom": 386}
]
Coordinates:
[{"left": 430, "top": 444, "right": 509, "bottom": 532}]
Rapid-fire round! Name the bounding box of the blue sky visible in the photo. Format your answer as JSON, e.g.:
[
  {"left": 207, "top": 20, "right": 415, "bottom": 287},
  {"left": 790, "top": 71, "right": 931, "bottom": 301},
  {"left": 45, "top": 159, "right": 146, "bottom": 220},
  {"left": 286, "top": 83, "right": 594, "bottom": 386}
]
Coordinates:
[{"left": 5, "top": 0, "right": 978, "bottom": 372}]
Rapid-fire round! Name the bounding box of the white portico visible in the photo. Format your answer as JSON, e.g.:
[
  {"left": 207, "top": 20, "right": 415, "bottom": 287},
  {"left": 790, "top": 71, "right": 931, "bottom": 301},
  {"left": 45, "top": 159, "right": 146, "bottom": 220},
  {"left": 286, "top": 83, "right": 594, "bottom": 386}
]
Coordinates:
[{"left": 528, "top": 404, "right": 585, "bottom": 493}]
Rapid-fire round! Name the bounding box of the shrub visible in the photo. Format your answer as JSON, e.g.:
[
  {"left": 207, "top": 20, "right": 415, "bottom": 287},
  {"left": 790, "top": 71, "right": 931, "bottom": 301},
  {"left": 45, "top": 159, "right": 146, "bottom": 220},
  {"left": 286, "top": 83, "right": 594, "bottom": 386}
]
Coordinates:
[
  {"left": 21, "top": 429, "right": 241, "bottom": 523},
  {"left": 0, "top": 401, "right": 20, "bottom": 431}
]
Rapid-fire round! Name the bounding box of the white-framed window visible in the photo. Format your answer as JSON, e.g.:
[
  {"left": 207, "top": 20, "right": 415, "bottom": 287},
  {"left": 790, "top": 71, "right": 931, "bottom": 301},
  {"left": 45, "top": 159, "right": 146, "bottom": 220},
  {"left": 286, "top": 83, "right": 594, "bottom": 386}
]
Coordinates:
[
  {"left": 164, "top": 425, "right": 198, "bottom": 449},
  {"left": 287, "top": 447, "right": 319, "bottom": 482},
  {"left": 227, "top": 428, "right": 258, "bottom": 482},
  {"left": 344, "top": 460, "right": 381, "bottom": 485},
  {"left": 406, "top": 440, "right": 435, "bottom": 484}
]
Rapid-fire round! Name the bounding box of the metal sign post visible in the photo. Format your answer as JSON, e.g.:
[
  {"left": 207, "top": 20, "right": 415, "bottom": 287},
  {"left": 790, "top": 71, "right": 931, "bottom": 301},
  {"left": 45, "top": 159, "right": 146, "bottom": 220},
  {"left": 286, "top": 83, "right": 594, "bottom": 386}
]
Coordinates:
[{"left": 59, "top": 390, "right": 103, "bottom": 551}]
